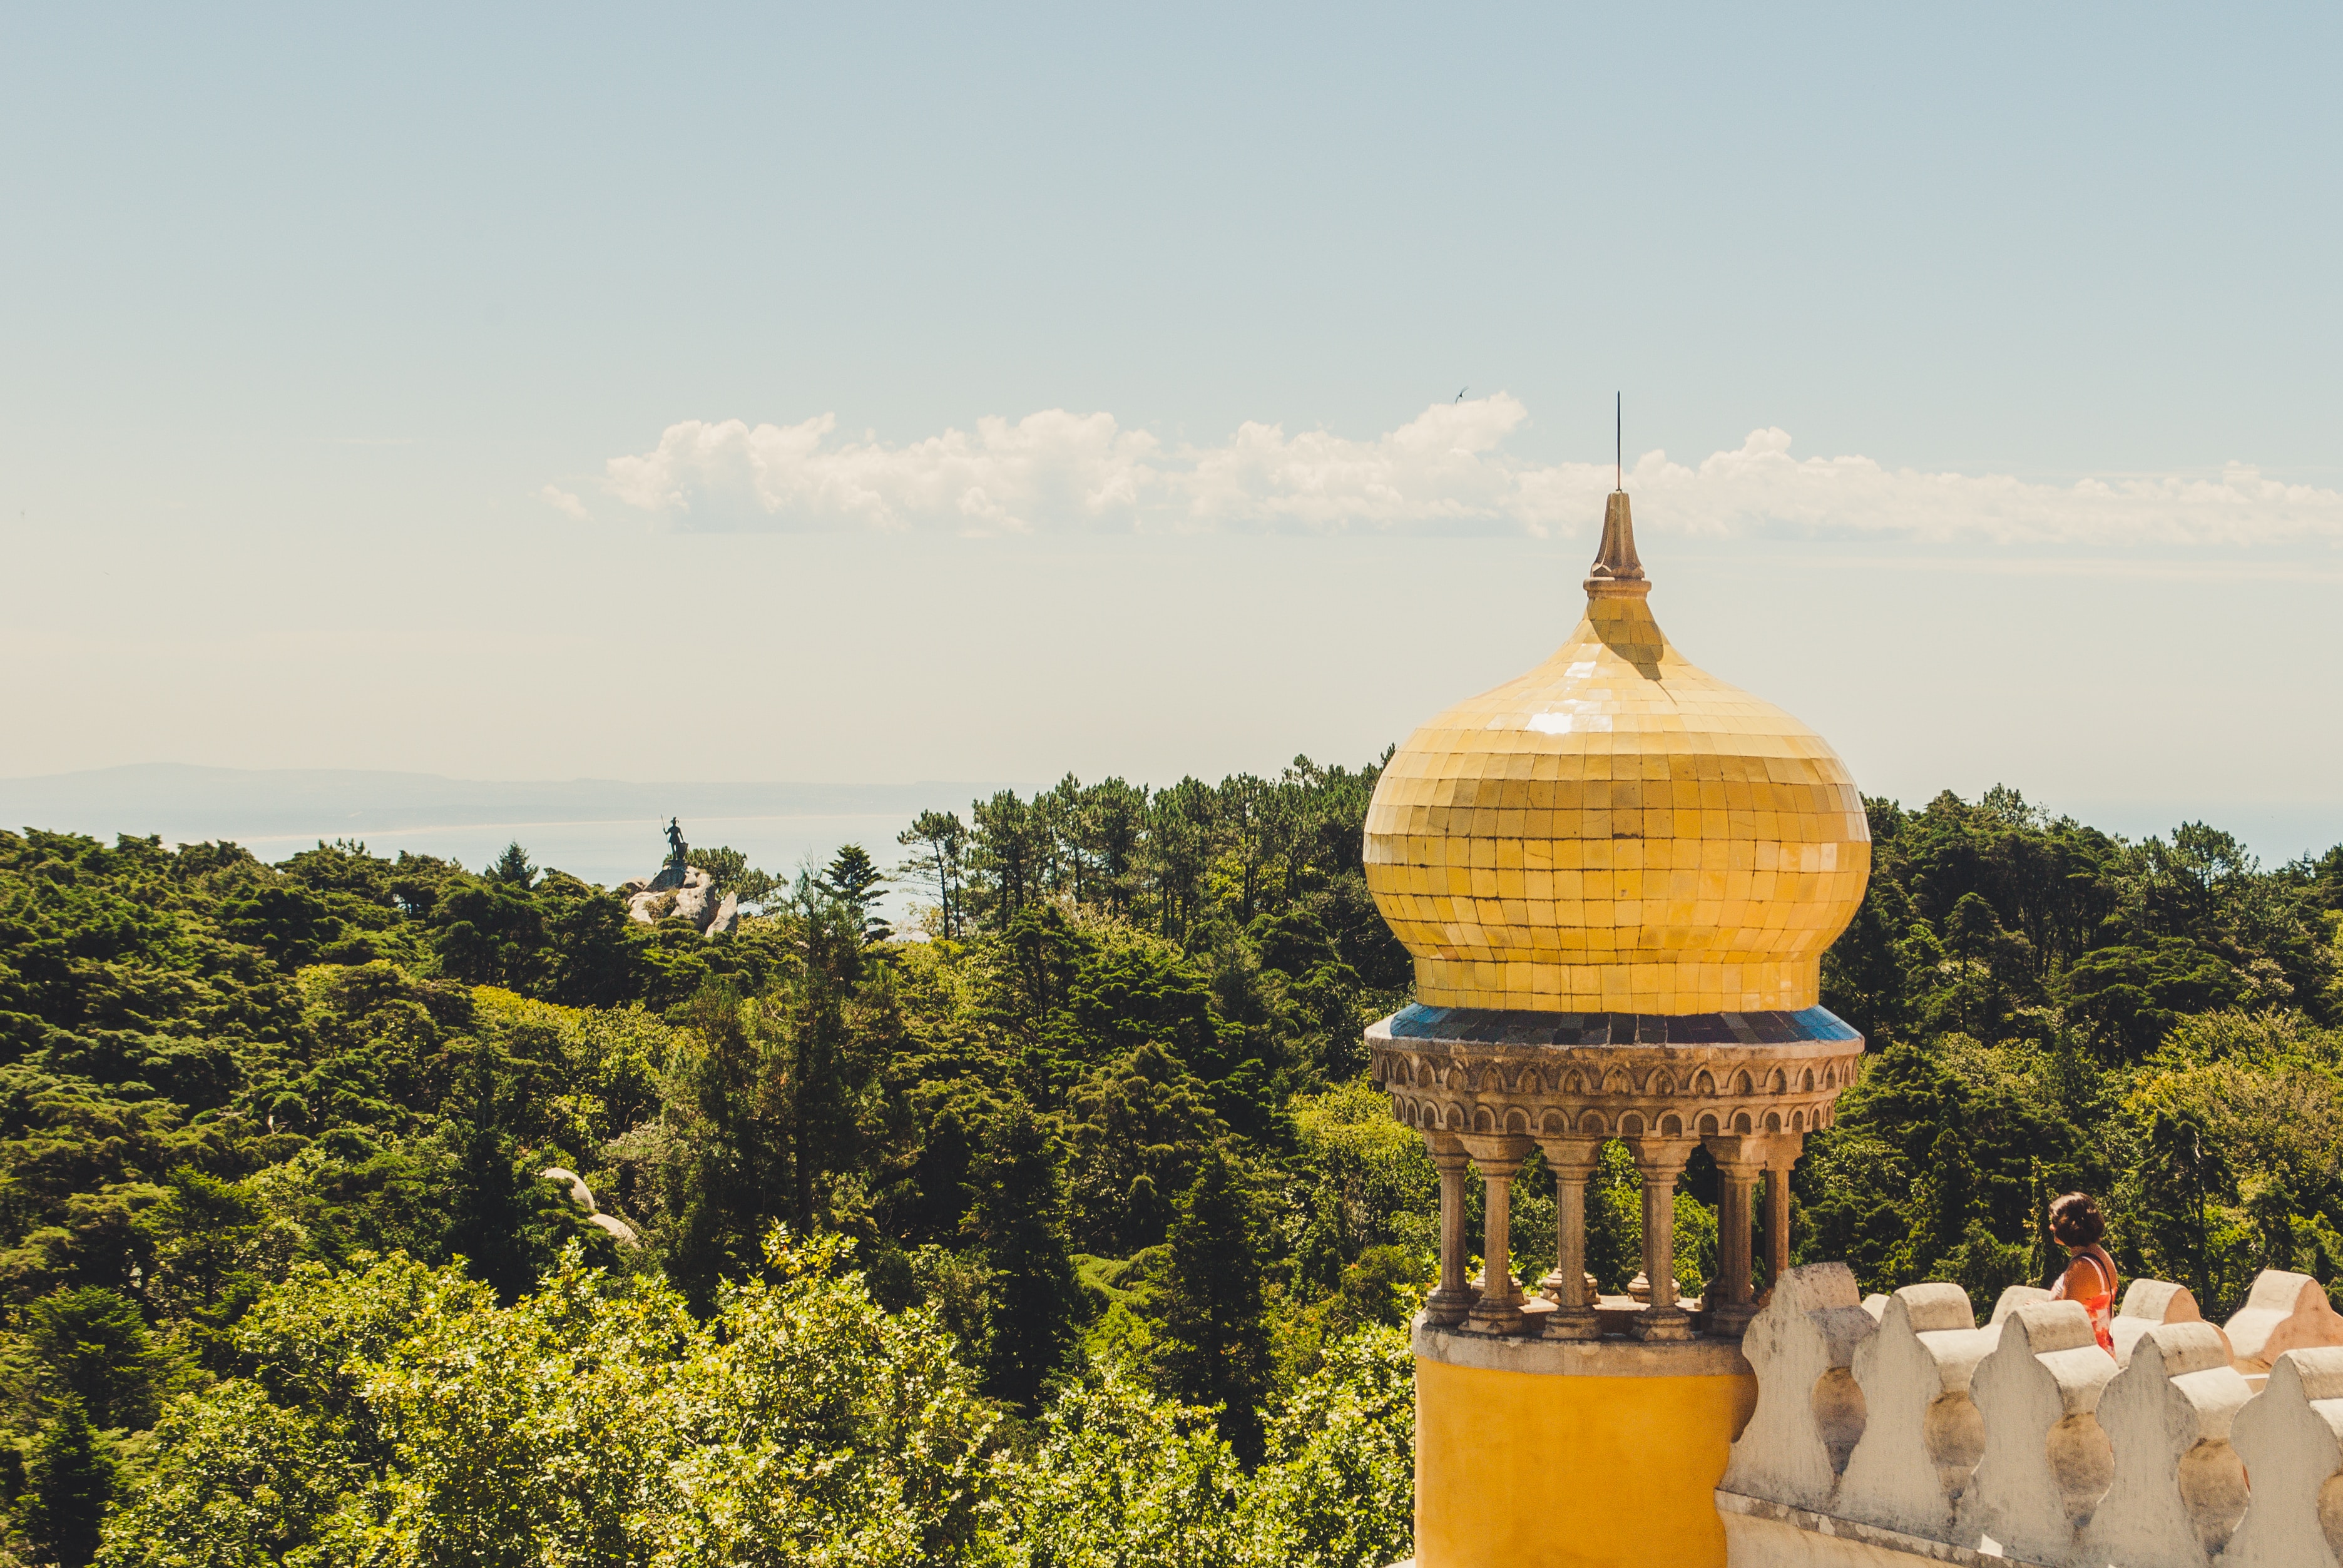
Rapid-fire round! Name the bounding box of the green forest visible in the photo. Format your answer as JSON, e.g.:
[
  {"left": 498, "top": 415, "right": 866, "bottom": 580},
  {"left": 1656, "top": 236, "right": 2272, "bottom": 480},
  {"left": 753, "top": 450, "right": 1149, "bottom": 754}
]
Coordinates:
[{"left": 1, "top": 762, "right": 2339, "bottom": 1568}]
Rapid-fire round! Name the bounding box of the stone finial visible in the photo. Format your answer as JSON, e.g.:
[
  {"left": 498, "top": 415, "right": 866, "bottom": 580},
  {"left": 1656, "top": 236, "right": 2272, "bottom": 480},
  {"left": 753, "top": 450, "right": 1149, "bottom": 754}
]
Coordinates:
[
  {"left": 1968, "top": 1300, "right": 2119, "bottom": 1566},
  {"left": 2222, "top": 1344, "right": 2343, "bottom": 1568},
  {"left": 1722, "top": 1263, "right": 1876, "bottom": 1510},
  {"left": 1990, "top": 1284, "right": 2053, "bottom": 1325},
  {"left": 1836, "top": 1283, "right": 1996, "bottom": 1542},
  {"left": 2111, "top": 1277, "right": 2224, "bottom": 1368},
  {"left": 2084, "top": 1321, "right": 2253, "bottom": 1568},
  {"left": 1583, "top": 491, "right": 1650, "bottom": 599},
  {"left": 2225, "top": 1269, "right": 2343, "bottom": 1376}
]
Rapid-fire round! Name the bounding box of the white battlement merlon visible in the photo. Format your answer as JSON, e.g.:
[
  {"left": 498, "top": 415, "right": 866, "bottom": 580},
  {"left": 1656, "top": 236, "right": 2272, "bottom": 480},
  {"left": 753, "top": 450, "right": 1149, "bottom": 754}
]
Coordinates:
[
  {"left": 1968, "top": 1301, "right": 2118, "bottom": 1566},
  {"left": 1835, "top": 1282, "right": 1997, "bottom": 1539},
  {"left": 2225, "top": 1270, "right": 2343, "bottom": 1379},
  {"left": 2083, "top": 1321, "right": 2251, "bottom": 1568},
  {"left": 2220, "top": 1343, "right": 2343, "bottom": 1568},
  {"left": 1722, "top": 1263, "right": 1876, "bottom": 1512},
  {"left": 2109, "top": 1278, "right": 2222, "bottom": 1368}
]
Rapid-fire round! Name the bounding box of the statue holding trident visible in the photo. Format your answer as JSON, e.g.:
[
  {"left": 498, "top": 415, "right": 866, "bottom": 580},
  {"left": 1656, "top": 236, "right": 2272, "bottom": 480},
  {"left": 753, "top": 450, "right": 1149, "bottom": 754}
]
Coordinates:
[{"left": 663, "top": 817, "right": 687, "bottom": 869}]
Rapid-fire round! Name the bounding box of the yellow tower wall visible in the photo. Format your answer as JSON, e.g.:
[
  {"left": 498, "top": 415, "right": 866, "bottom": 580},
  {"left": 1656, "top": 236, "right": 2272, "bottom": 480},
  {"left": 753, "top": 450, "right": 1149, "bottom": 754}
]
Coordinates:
[{"left": 1412, "top": 1328, "right": 1757, "bottom": 1568}]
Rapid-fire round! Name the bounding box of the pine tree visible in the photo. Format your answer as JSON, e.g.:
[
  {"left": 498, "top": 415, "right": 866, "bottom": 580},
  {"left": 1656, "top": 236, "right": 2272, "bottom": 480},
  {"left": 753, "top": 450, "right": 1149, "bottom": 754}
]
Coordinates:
[
  {"left": 664, "top": 983, "right": 795, "bottom": 1308},
  {"left": 780, "top": 889, "right": 870, "bottom": 1231},
  {"left": 816, "top": 844, "right": 893, "bottom": 945},
  {"left": 967, "top": 1103, "right": 1083, "bottom": 1415},
  {"left": 23, "top": 1395, "right": 115, "bottom": 1568},
  {"left": 28, "top": 1288, "right": 166, "bottom": 1431},
  {"left": 967, "top": 791, "right": 1041, "bottom": 928},
  {"left": 895, "top": 811, "right": 968, "bottom": 940},
  {"left": 444, "top": 1044, "right": 546, "bottom": 1305},
  {"left": 1150, "top": 1149, "right": 1271, "bottom": 1465},
  {"left": 486, "top": 841, "right": 537, "bottom": 889}
]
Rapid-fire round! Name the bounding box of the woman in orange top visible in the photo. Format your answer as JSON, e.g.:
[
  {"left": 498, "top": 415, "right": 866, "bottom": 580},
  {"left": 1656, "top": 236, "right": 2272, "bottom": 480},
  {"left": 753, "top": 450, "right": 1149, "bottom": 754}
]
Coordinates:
[{"left": 2045, "top": 1191, "right": 2118, "bottom": 1353}]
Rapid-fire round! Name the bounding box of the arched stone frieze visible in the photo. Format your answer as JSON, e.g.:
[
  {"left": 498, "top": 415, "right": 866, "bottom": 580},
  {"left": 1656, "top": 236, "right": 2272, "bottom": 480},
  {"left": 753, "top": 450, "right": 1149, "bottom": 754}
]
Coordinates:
[{"left": 1364, "top": 1013, "right": 1862, "bottom": 1180}]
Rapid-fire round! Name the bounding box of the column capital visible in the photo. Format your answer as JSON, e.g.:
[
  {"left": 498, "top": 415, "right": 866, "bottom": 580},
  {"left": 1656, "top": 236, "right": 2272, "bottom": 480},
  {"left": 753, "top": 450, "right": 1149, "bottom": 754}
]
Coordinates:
[
  {"left": 1625, "top": 1134, "right": 1700, "bottom": 1176},
  {"left": 1457, "top": 1131, "right": 1534, "bottom": 1173},
  {"left": 1422, "top": 1128, "right": 1473, "bottom": 1173},
  {"left": 1534, "top": 1134, "right": 1605, "bottom": 1180},
  {"left": 1701, "top": 1131, "right": 1796, "bottom": 1177}
]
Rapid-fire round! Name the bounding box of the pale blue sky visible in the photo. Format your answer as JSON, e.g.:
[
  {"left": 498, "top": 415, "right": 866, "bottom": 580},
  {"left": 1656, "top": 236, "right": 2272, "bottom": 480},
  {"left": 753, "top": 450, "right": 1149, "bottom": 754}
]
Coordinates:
[{"left": 2, "top": 5, "right": 2338, "bottom": 859}]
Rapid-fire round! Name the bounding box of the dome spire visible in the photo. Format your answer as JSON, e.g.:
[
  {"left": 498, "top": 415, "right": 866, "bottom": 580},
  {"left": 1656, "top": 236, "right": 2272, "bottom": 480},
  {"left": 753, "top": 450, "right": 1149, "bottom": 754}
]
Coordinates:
[
  {"left": 1585, "top": 394, "right": 1648, "bottom": 599},
  {"left": 1583, "top": 489, "right": 1648, "bottom": 598}
]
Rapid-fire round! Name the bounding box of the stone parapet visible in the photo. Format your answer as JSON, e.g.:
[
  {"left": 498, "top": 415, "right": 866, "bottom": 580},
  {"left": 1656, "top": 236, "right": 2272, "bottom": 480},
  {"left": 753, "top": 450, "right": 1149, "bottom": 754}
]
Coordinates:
[
  {"left": 1415, "top": 1317, "right": 1753, "bottom": 1378},
  {"left": 1717, "top": 1492, "right": 2053, "bottom": 1567},
  {"left": 1719, "top": 1263, "right": 2343, "bottom": 1568}
]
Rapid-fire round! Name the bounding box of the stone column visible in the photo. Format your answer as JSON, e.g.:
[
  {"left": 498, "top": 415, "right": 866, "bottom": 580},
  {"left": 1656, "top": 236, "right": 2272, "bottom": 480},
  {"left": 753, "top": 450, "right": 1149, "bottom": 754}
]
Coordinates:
[
  {"left": 1626, "top": 1135, "right": 1698, "bottom": 1341},
  {"left": 1700, "top": 1135, "right": 1765, "bottom": 1337},
  {"left": 1460, "top": 1133, "right": 1533, "bottom": 1334},
  {"left": 1534, "top": 1136, "right": 1603, "bottom": 1339},
  {"left": 1423, "top": 1131, "right": 1476, "bottom": 1326},
  {"left": 1762, "top": 1134, "right": 1804, "bottom": 1300}
]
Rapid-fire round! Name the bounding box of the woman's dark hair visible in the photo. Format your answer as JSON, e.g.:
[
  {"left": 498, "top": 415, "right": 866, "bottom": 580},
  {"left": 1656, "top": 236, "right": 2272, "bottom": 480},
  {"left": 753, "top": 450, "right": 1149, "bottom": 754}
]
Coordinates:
[{"left": 2049, "top": 1192, "right": 2106, "bottom": 1247}]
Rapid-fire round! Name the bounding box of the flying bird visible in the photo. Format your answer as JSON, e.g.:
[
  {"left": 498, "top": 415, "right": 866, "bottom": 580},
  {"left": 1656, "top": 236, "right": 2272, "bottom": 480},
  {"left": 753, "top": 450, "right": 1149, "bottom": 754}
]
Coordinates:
[{"left": 1455, "top": 387, "right": 1468, "bottom": 402}]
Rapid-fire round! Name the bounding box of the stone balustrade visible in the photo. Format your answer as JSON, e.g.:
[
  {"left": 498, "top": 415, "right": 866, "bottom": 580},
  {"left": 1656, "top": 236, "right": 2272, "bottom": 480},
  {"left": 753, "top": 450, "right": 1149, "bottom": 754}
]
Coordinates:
[{"left": 1717, "top": 1265, "right": 2343, "bottom": 1568}]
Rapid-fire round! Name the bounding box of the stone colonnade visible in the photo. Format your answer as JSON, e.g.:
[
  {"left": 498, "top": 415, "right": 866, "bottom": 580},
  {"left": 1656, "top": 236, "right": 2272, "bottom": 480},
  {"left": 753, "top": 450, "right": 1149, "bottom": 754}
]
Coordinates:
[{"left": 1425, "top": 1127, "right": 1805, "bottom": 1340}]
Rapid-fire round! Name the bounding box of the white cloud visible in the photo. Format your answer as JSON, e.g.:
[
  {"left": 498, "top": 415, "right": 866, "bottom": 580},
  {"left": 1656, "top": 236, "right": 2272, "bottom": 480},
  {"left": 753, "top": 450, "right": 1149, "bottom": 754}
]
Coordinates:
[
  {"left": 600, "top": 410, "right": 1163, "bottom": 536},
  {"left": 538, "top": 484, "right": 590, "bottom": 521},
  {"left": 594, "top": 397, "right": 2343, "bottom": 547}
]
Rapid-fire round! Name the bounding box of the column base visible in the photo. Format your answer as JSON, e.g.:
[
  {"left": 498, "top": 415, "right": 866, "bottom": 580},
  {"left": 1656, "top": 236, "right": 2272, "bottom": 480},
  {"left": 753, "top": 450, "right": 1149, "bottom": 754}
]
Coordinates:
[
  {"left": 1424, "top": 1286, "right": 1478, "bottom": 1326},
  {"left": 1540, "top": 1305, "right": 1601, "bottom": 1340},
  {"left": 1468, "top": 1292, "right": 1526, "bottom": 1334},
  {"left": 1538, "top": 1267, "right": 1597, "bottom": 1301},
  {"left": 1703, "top": 1300, "right": 1759, "bottom": 1339},
  {"left": 1628, "top": 1305, "right": 1697, "bottom": 1342}
]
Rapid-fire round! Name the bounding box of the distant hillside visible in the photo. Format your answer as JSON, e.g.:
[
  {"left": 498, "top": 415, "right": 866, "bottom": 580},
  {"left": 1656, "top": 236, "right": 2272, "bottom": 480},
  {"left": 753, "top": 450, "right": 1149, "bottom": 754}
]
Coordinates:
[{"left": 0, "top": 765, "right": 1016, "bottom": 843}]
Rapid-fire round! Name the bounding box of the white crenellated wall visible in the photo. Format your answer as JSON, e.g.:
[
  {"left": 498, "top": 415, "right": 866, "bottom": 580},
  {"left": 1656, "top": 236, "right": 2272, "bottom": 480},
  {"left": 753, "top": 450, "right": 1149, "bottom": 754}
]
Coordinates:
[{"left": 1717, "top": 1266, "right": 2343, "bottom": 1568}]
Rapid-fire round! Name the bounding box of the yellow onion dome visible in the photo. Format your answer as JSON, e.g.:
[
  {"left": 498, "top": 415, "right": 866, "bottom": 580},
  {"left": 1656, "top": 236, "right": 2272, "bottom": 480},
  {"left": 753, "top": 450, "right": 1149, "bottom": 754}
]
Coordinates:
[{"left": 1364, "top": 491, "right": 1871, "bottom": 1016}]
